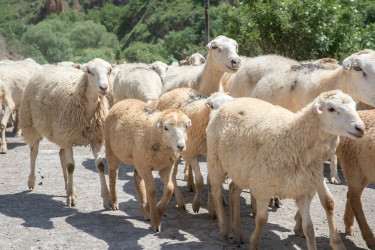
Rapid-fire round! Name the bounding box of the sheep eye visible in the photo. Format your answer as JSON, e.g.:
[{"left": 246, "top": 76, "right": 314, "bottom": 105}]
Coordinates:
[
  {"left": 353, "top": 65, "right": 362, "bottom": 71},
  {"left": 328, "top": 107, "right": 335, "bottom": 112},
  {"left": 86, "top": 69, "right": 93, "bottom": 74},
  {"left": 164, "top": 126, "right": 169, "bottom": 131}
]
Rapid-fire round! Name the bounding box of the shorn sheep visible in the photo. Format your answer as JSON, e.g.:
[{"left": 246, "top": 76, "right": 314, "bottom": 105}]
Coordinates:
[
  {"left": 104, "top": 99, "right": 191, "bottom": 232},
  {"left": 162, "top": 35, "right": 240, "bottom": 96},
  {"left": 207, "top": 90, "right": 364, "bottom": 249},
  {"left": 336, "top": 109, "right": 375, "bottom": 249},
  {"left": 0, "top": 58, "right": 42, "bottom": 153},
  {"left": 229, "top": 50, "right": 375, "bottom": 184},
  {"left": 156, "top": 88, "right": 234, "bottom": 212},
  {"left": 113, "top": 63, "right": 163, "bottom": 104},
  {"left": 20, "top": 58, "right": 112, "bottom": 208}
]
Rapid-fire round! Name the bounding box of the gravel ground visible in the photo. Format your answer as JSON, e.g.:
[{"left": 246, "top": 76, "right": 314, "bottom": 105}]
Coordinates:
[{"left": 0, "top": 127, "right": 374, "bottom": 250}]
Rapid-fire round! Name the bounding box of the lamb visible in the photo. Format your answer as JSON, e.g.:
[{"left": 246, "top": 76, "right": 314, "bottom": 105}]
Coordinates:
[
  {"left": 20, "top": 58, "right": 112, "bottom": 208},
  {"left": 156, "top": 88, "right": 234, "bottom": 212},
  {"left": 229, "top": 50, "right": 375, "bottom": 184},
  {"left": 104, "top": 98, "right": 191, "bottom": 232},
  {"left": 335, "top": 109, "right": 375, "bottom": 249},
  {"left": 162, "top": 35, "right": 241, "bottom": 96},
  {"left": 113, "top": 63, "right": 163, "bottom": 104},
  {"left": 0, "top": 58, "right": 43, "bottom": 153},
  {"left": 206, "top": 90, "right": 364, "bottom": 249}
]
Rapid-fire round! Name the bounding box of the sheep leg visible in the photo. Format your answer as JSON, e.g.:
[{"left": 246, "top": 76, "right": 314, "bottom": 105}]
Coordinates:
[
  {"left": 171, "top": 157, "right": 186, "bottom": 210},
  {"left": 208, "top": 165, "right": 228, "bottom": 239},
  {"left": 316, "top": 177, "right": 344, "bottom": 250},
  {"left": 139, "top": 169, "right": 160, "bottom": 232},
  {"left": 250, "top": 192, "right": 257, "bottom": 218},
  {"left": 133, "top": 169, "right": 150, "bottom": 220},
  {"left": 157, "top": 166, "right": 174, "bottom": 218},
  {"left": 191, "top": 158, "right": 204, "bottom": 213},
  {"left": 206, "top": 174, "right": 216, "bottom": 219},
  {"left": 27, "top": 139, "right": 40, "bottom": 189},
  {"left": 63, "top": 146, "right": 77, "bottom": 207},
  {"left": 229, "top": 182, "right": 244, "bottom": 245},
  {"left": 296, "top": 194, "right": 317, "bottom": 250},
  {"left": 90, "top": 140, "right": 111, "bottom": 209},
  {"left": 12, "top": 110, "right": 22, "bottom": 137},
  {"left": 0, "top": 106, "right": 12, "bottom": 154},
  {"left": 185, "top": 163, "right": 195, "bottom": 192},
  {"left": 346, "top": 182, "right": 375, "bottom": 249},
  {"left": 249, "top": 197, "right": 269, "bottom": 250},
  {"left": 329, "top": 154, "right": 341, "bottom": 184},
  {"left": 106, "top": 147, "right": 121, "bottom": 210},
  {"left": 59, "top": 148, "right": 68, "bottom": 190}
]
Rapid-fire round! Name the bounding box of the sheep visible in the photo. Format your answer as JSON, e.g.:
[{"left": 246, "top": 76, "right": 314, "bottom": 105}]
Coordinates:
[
  {"left": 20, "top": 58, "right": 112, "bottom": 208},
  {"left": 104, "top": 98, "right": 191, "bottom": 232},
  {"left": 0, "top": 58, "right": 43, "bottom": 153},
  {"left": 113, "top": 63, "right": 163, "bottom": 104},
  {"left": 189, "top": 53, "right": 206, "bottom": 66},
  {"left": 335, "top": 109, "right": 375, "bottom": 249},
  {"left": 207, "top": 90, "right": 364, "bottom": 249},
  {"left": 162, "top": 35, "right": 241, "bottom": 96},
  {"left": 156, "top": 88, "right": 234, "bottom": 212},
  {"left": 229, "top": 50, "right": 375, "bottom": 184},
  {"left": 149, "top": 61, "right": 169, "bottom": 79}
]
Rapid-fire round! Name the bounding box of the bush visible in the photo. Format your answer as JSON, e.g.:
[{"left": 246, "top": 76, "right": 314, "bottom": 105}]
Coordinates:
[{"left": 122, "top": 42, "right": 166, "bottom": 63}]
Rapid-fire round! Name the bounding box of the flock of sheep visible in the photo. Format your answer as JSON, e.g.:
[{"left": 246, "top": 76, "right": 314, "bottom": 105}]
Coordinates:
[{"left": 1, "top": 34, "right": 375, "bottom": 249}]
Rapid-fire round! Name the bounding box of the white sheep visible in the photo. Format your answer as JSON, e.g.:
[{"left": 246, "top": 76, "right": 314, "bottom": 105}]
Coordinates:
[
  {"left": 0, "top": 58, "right": 43, "bottom": 153},
  {"left": 149, "top": 61, "right": 169, "bottom": 79},
  {"left": 156, "top": 88, "right": 234, "bottom": 212},
  {"left": 20, "top": 58, "right": 112, "bottom": 208},
  {"left": 336, "top": 109, "right": 375, "bottom": 249},
  {"left": 207, "top": 90, "right": 364, "bottom": 249},
  {"left": 113, "top": 63, "right": 163, "bottom": 104},
  {"left": 229, "top": 50, "right": 375, "bottom": 184},
  {"left": 162, "top": 35, "right": 241, "bottom": 96},
  {"left": 189, "top": 53, "right": 206, "bottom": 66},
  {"left": 104, "top": 98, "right": 191, "bottom": 232}
]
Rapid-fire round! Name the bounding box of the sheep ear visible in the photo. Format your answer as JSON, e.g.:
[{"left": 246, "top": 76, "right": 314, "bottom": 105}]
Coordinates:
[
  {"left": 205, "top": 99, "right": 214, "bottom": 109},
  {"left": 157, "top": 120, "right": 163, "bottom": 131},
  {"left": 342, "top": 57, "right": 353, "bottom": 70},
  {"left": 187, "top": 119, "right": 192, "bottom": 127},
  {"left": 314, "top": 102, "right": 323, "bottom": 115}
]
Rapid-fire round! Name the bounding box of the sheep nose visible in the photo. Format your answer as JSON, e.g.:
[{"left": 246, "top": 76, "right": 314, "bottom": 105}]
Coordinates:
[
  {"left": 231, "top": 58, "right": 241, "bottom": 68},
  {"left": 100, "top": 85, "right": 108, "bottom": 91},
  {"left": 355, "top": 124, "right": 365, "bottom": 133},
  {"left": 177, "top": 145, "right": 185, "bottom": 152}
]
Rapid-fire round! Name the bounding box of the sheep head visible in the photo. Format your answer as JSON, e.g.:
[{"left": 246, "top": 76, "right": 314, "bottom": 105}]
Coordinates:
[
  {"left": 206, "top": 35, "right": 241, "bottom": 73},
  {"left": 205, "top": 92, "right": 235, "bottom": 109},
  {"left": 313, "top": 90, "right": 364, "bottom": 140},
  {"left": 342, "top": 49, "right": 375, "bottom": 107},
  {"left": 157, "top": 109, "right": 191, "bottom": 153},
  {"left": 189, "top": 53, "right": 206, "bottom": 66},
  {"left": 84, "top": 58, "right": 112, "bottom": 96},
  {"left": 149, "top": 61, "right": 169, "bottom": 79}
]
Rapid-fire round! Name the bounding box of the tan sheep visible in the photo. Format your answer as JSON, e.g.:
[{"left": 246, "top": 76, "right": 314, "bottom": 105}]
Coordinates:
[
  {"left": 336, "top": 110, "right": 375, "bottom": 249},
  {"left": 20, "top": 58, "right": 112, "bottom": 208},
  {"left": 104, "top": 99, "right": 191, "bottom": 232},
  {"left": 162, "top": 36, "right": 241, "bottom": 96},
  {"left": 113, "top": 63, "right": 162, "bottom": 104},
  {"left": 0, "top": 58, "right": 43, "bottom": 153},
  {"left": 207, "top": 90, "right": 364, "bottom": 249},
  {"left": 156, "top": 88, "right": 234, "bottom": 212}
]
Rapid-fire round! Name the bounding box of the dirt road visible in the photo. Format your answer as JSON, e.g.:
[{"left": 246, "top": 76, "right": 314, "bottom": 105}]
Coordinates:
[{"left": 0, "top": 127, "right": 373, "bottom": 249}]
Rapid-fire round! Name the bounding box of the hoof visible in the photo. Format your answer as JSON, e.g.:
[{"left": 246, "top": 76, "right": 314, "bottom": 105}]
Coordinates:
[
  {"left": 192, "top": 200, "right": 200, "bottom": 213},
  {"left": 0, "top": 144, "right": 7, "bottom": 154},
  {"left": 27, "top": 177, "right": 36, "bottom": 189},
  {"left": 330, "top": 176, "right": 341, "bottom": 185}
]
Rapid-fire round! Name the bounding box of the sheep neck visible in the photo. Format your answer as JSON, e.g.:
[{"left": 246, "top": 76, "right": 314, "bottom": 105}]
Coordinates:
[
  {"left": 288, "top": 104, "right": 335, "bottom": 167},
  {"left": 317, "top": 66, "right": 346, "bottom": 94},
  {"left": 84, "top": 81, "right": 101, "bottom": 119},
  {"left": 197, "top": 58, "right": 225, "bottom": 96}
]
